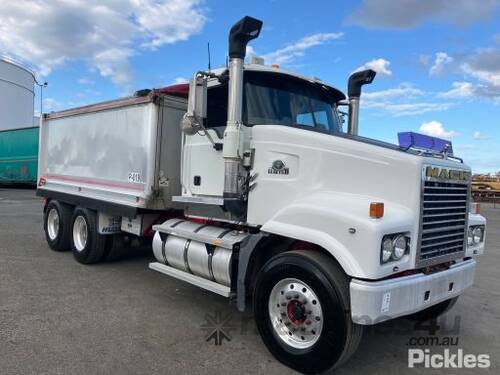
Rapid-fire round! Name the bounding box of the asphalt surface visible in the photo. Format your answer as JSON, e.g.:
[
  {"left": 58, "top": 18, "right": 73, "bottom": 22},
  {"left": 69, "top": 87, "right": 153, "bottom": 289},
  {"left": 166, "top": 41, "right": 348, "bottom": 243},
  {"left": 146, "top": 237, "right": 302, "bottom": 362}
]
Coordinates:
[{"left": 0, "top": 187, "right": 499, "bottom": 375}]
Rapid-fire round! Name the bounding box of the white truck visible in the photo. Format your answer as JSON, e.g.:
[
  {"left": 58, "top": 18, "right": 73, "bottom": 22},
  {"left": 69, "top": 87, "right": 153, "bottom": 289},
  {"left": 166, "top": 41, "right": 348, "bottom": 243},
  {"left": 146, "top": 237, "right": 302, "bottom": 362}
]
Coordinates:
[{"left": 37, "top": 16, "right": 487, "bottom": 374}]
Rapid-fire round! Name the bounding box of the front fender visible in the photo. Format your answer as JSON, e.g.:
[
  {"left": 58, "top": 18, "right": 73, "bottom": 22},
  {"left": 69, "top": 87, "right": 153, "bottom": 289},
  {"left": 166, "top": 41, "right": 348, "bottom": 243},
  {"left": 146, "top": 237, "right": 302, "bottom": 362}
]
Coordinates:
[{"left": 260, "top": 191, "right": 417, "bottom": 279}]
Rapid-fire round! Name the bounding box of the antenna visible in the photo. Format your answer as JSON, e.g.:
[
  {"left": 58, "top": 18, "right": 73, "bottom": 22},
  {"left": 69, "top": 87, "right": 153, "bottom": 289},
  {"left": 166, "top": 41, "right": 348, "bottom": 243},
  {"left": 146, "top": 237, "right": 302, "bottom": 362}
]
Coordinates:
[
  {"left": 207, "top": 42, "right": 211, "bottom": 72},
  {"left": 34, "top": 78, "right": 48, "bottom": 116}
]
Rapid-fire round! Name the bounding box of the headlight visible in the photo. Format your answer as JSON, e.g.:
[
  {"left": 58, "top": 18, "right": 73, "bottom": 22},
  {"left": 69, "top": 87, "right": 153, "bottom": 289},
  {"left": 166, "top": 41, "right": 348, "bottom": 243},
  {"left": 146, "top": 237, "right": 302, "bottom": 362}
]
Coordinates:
[
  {"left": 392, "top": 235, "right": 407, "bottom": 260},
  {"left": 467, "top": 227, "right": 474, "bottom": 246},
  {"left": 472, "top": 226, "right": 483, "bottom": 244},
  {"left": 381, "top": 238, "right": 393, "bottom": 263},
  {"left": 468, "top": 225, "right": 485, "bottom": 246},
  {"left": 381, "top": 233, "right": 408, "bottom": 263}
]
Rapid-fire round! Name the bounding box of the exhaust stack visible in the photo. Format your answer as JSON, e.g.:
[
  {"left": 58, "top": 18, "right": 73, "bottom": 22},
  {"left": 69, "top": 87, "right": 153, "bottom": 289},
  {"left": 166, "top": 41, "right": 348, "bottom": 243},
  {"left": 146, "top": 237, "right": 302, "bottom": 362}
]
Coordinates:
[
  {"left": 223, "top": 16, "right": 262, "bottom": 216},
  {"left": 347, "top": 69, "right": 376, "bottom": 136}
]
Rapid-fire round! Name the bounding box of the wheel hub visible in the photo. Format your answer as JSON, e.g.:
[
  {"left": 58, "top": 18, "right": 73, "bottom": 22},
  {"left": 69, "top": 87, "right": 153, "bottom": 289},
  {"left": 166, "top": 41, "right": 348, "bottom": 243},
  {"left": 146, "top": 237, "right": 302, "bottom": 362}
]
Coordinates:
[
  {"left": 73, "top": 216, "right": 88, "bottom": 252},
  {"left": 47, "top": 208, "right": 59, "bottom": 241},
  {"left": 287, "top": 300, "right": 307, "bottom": 325},
  {"left": 268, "top": 278, "right": 323, "bottom": 349}
]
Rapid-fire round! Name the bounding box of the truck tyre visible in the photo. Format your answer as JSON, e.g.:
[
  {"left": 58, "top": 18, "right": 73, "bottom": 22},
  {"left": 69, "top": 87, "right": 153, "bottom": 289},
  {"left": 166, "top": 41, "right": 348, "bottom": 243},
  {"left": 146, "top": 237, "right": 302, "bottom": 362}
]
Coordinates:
[
  {"left": 44, "top": 200, "right": 73, "bottom": 251},
  {"left": 253, "top": 250, "right": 362, "bottom": 374},
  {"left": 406, "top": 296, "right": 459, "bottom": 322},
  {"left": 71, "top": 207, "right": 108, "bottom": 264}
]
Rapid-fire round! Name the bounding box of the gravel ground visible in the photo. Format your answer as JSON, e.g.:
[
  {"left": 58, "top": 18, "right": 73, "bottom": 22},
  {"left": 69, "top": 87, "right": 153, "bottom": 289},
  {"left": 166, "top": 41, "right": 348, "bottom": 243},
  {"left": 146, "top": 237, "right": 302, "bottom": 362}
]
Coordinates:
[{"left": 0, "top": 187, "right": 498, "bottom": 374}]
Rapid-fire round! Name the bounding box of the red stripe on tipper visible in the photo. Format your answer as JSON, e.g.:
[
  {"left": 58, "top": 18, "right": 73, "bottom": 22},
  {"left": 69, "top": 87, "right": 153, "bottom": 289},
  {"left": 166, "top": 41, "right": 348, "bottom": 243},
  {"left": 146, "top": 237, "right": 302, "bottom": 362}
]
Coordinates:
[{"left": 45, "top": 174, "right": 144, "bottom": 192}]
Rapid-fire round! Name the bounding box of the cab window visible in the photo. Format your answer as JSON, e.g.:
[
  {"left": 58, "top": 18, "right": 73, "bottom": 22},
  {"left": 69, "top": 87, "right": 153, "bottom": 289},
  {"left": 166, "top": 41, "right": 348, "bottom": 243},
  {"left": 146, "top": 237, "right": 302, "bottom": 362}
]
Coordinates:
[{"left": 243, "top": 72, "right": 341, "bottom": 133}]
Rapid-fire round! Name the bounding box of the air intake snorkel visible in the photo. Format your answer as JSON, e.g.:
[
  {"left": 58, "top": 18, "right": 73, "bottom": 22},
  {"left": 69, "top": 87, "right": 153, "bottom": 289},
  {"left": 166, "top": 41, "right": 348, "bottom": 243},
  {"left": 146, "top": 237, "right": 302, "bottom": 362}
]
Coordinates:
[
  {"left": 347, "top": 69, "right": 376, "bottom": 136},
  {"left": 223, "top": 16, "right": 263, "bottom": 217}
]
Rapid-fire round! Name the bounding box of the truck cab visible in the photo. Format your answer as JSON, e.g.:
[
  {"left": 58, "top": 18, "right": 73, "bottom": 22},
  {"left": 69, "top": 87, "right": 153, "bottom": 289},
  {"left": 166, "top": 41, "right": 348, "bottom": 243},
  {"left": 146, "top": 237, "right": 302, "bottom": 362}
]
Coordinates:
[
  {"left": 181, "top": 64, "right": 344, "bottom": 202},
  {"left": 158, "top": 16, "right": 486, "bottom": 372}
]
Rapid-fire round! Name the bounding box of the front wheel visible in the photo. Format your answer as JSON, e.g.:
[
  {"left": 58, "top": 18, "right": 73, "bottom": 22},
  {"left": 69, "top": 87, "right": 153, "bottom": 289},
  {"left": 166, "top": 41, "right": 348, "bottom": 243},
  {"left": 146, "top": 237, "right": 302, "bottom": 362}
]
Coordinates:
[{"left": 253, "top": 250, "right": 362, "bottom": 374}]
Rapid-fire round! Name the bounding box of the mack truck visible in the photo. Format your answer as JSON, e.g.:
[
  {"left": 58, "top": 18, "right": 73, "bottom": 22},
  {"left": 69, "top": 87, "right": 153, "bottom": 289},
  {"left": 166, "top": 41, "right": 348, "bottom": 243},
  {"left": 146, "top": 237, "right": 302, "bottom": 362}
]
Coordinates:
[{"left": 37, "top": 16, "right": 487, "bottom": 374}]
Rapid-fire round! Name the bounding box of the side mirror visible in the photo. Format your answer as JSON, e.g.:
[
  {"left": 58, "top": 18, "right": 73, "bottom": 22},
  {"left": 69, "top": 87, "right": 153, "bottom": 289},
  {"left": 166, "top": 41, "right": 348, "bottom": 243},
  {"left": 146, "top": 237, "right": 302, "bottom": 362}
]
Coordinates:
[{"left": 181, "top": 73, "right": 207, "bottom": 135}]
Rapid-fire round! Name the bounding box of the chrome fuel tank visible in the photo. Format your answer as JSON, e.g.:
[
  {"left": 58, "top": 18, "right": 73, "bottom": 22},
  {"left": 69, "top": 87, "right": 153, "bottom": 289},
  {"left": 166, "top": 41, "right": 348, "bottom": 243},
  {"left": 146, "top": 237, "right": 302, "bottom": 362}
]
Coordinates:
[{"left": 152, "top": 219, "right": 248, "bottom": 287}]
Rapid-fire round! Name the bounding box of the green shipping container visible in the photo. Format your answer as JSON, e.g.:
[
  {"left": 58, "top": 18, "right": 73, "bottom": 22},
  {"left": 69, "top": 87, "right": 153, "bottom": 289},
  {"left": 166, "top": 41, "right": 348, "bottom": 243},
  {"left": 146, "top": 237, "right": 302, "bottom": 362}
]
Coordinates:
[{"left": 0, "top": 127, "right": 39, "bottom": 185}]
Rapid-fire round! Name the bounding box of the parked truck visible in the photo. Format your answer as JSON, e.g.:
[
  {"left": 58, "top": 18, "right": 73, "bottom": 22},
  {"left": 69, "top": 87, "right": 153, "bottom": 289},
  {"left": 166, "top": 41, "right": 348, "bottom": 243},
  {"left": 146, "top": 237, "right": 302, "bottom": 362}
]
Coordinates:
[{"left": 37, "top": 16, "right": 487, "bottom": 374}]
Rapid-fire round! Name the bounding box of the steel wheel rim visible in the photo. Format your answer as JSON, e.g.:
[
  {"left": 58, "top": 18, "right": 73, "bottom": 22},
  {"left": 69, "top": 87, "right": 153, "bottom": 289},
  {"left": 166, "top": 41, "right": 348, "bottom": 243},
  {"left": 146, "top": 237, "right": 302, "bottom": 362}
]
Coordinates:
[
  {"left": 268, "top": 277, "right": 323, "bottom": 349},
  {"left": 73, "top": 216, "right": 88, "bottom": 252},
  {"left": 47, "top": 208, "right": 60, "bottom": 240}
]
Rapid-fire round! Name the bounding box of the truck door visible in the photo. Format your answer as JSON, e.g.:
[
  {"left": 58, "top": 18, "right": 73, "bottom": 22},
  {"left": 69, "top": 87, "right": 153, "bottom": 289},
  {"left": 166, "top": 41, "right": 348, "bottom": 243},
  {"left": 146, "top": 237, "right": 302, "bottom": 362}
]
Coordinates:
[{"left": 181, "top": 81, "right": 227, "bottom": 197}]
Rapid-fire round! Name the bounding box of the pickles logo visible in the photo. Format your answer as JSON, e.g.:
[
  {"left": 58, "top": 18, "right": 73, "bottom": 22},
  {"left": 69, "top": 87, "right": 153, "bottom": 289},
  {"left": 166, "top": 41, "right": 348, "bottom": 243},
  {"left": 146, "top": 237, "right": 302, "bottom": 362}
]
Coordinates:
[
  {"left": 408, "top": 349, "right": 490, "bottom": 369},
  {"left": 268, "top": 160, "right": 289, "bottom": 175},
  {"left": 200, "top": 310, "right": 235, "bottom": 346},
  {"left": 426, "top": 166, "right": 471, "bottom": 182}
]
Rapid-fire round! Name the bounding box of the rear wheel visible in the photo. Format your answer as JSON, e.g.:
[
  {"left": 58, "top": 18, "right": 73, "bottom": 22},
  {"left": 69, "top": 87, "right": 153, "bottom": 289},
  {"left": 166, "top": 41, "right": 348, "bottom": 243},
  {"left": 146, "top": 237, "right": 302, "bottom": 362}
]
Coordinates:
[
  {"left": 71, "top": 207, "right": 108, "bottom": 264},
  {"left": 253, "top": 250, "right": 362, "bottom": 374},
  {"left": 43, "top": 200, "right": 72, "bottom": 251},
  {"left": 406, "top": 297, "right": 459, "bottom": 321}
]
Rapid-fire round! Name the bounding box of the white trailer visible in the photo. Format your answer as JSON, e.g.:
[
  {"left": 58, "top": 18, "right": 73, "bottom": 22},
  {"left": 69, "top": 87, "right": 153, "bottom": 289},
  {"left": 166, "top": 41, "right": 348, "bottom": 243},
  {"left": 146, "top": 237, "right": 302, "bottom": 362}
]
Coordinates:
[{"left": 37, "top": 16, "right": 487, "bottom": 374}]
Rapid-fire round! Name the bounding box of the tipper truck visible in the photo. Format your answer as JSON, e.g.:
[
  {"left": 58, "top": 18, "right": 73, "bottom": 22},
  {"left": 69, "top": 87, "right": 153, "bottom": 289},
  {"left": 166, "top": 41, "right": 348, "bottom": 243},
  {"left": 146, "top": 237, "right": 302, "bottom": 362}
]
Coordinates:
[{"left": 37, "top": 16, "right": 487, "bottom": 373}]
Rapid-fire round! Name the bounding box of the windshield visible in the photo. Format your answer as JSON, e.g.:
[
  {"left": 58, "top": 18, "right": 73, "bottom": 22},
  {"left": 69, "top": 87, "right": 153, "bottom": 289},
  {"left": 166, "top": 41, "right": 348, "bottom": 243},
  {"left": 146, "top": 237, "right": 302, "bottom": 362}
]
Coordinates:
[{"left": 242, "top": 72, "right": 342, "bottom": 133}]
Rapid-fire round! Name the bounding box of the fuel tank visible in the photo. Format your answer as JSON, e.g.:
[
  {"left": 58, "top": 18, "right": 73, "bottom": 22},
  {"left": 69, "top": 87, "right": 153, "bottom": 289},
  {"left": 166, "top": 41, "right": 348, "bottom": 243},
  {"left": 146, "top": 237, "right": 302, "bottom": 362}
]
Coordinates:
[{"left": 153, "top": 219, "right": 248, "bottom": 287}]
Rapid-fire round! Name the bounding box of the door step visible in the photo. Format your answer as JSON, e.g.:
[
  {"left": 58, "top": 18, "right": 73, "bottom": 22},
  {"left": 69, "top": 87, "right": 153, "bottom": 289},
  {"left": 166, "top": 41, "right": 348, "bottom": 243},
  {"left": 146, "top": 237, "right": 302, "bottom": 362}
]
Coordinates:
[{"left": 149, "top": 262, "right": 232, "bottom": 297}]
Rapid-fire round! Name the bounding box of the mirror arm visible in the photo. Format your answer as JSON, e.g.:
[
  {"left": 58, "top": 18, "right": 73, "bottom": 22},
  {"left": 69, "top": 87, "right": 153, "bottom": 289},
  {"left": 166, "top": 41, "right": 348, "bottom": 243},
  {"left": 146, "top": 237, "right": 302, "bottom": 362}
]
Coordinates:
[{"left": 197, "top": 119, "right": 219, "bottom": 150}]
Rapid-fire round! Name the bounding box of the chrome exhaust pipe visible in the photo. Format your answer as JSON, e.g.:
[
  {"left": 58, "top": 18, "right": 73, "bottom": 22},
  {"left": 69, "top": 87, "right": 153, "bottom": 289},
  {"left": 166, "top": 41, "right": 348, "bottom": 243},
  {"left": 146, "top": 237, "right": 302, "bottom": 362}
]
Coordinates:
[{"left": 223, "top": 16, "right": 262, "bottom": 216}]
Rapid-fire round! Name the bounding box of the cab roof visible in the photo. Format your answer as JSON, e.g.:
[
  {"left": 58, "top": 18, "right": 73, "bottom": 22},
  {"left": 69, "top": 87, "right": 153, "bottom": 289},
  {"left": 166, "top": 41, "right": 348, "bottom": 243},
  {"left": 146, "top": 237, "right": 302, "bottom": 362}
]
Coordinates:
[
  {"left": 157, "top": 64, "right": 346, "bottom": 103},
  {"left": 211, "top": 63, "right": 346, "bottom": 102}
]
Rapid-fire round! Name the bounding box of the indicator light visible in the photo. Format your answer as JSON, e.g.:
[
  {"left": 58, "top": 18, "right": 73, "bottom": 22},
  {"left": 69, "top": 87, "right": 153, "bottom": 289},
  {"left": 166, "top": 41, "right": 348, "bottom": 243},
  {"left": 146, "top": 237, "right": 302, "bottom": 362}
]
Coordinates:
[{"left": 370, "top": 202, "right": 384, "bottom": 219}]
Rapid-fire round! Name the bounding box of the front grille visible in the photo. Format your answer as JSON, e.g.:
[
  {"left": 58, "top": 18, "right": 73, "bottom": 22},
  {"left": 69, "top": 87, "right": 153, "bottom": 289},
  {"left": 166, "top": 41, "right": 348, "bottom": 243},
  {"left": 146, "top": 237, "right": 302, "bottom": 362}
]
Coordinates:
[{"left": 419, "top": 180, "right": 469, "bottom": 263}]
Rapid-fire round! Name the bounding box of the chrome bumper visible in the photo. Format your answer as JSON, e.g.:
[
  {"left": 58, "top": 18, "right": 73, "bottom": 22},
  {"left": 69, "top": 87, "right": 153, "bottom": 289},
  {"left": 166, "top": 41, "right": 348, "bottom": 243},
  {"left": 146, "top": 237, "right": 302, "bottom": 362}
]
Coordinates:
[{"left": 350, "top": 259, "right": 476, "bottom": 325}]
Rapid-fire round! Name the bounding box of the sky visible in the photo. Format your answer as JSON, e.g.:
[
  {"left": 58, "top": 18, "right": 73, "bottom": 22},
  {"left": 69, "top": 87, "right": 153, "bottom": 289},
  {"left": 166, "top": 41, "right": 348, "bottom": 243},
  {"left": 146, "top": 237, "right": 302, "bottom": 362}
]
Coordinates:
[{"left": 1, "top": 0, "right": 499, "bottom": 173}]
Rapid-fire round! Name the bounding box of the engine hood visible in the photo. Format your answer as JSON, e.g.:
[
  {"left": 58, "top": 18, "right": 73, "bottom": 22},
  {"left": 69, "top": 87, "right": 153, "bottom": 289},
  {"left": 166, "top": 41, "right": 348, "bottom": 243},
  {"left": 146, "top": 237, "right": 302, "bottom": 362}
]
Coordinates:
[
  {"left": 247, "top": 124, "right": 472, "bottom": 278},
  {"left": 248, "top": 125, "right": 470, "bottom": 222}
]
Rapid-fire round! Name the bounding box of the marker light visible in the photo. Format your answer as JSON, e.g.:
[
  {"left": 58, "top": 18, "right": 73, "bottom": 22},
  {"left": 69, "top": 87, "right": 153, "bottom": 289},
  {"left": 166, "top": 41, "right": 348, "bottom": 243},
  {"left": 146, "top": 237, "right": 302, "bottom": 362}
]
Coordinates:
[
  {"left": 370, "top": 202, "right": 384, "bottom": 219},
  {"left": 471, "top": 202, "right": 481, "bottom": 215}
]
